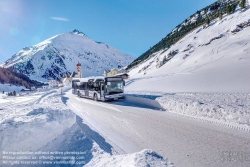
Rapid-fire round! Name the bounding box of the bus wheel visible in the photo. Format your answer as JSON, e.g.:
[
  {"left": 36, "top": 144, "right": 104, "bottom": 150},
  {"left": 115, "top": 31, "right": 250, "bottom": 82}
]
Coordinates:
[{"left": 93, "top": 94, "right": 98, "bottom": 101}]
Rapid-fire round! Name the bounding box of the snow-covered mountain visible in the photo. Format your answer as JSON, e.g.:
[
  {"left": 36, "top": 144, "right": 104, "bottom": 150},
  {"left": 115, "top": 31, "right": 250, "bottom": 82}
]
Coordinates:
[
  {"left": 127, "top": 7, "right": 250, "bottom": 93},
  {"left": 1, "top": 29, "right": 134, "bottom": 82}
]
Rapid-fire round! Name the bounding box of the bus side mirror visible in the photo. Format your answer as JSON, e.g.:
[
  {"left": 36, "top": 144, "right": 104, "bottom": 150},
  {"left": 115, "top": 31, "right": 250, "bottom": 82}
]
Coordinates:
[{"left": 123, "top": 81, "right": 125, "bottom": 86}]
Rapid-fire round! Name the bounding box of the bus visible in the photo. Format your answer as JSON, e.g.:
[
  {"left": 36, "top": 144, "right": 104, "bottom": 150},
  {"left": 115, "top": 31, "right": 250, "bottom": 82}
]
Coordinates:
[{"left": 75, "top": 76, "right": 125, "bottom": 101}]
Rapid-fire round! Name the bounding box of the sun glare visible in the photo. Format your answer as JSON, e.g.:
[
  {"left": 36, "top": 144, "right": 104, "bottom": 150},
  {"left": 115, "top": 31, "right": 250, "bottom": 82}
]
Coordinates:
[{"left": 0, "top": 0, "right": 23, "bottom": 34}]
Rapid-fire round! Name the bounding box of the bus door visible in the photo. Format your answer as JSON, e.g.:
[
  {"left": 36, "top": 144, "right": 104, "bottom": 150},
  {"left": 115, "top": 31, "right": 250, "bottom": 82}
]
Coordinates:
[
  {"left": 100, "top": 82, "right": 105, "bottom": 100},
  {"left": 81, "top": 82, "right": 86, "bottom": 97},
  {"left": 85, "top": 90, "right": 89, "bottom": 97},
  {"left": 85, "top": 84, "right": 89, "bottom": 97}
]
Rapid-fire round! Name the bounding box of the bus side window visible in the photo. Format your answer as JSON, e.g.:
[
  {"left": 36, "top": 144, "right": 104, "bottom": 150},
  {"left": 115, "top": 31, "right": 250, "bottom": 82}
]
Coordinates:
[
  {"left": 89, "top": 83, "right": 94, "bottom": 90},
  {"left": 82, "top": 83, "right": 85, "bottom": 90}
]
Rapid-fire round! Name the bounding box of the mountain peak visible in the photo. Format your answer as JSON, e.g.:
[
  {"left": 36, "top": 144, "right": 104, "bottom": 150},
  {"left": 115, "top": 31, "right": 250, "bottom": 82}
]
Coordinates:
[
  {"left": 69, "top": 29, "right": 85, "bottom": 36},
  {"left": 1, "top": 29, "right": 134, "bottom": 81}
]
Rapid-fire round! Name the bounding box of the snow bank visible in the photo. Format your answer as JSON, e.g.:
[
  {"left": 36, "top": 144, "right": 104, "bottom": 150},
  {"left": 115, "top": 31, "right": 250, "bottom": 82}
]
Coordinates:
[
  {"left": 157, "top": 93, "right": 250, "bottom": 131},
  {"left": 0, "top": 92, "right": 76, "bottom": 151},
  {"left": 125, "top": 94, "right": 163, "bottom": 109},
  {"left": 86, "top": 143, "right": 174, "bottom": 167},
  {"left": 125, "top": 92, "right": 250, "bottom": 131}
]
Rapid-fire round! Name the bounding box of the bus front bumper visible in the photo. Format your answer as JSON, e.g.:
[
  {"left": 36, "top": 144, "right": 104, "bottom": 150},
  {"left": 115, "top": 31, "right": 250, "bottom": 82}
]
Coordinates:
[{"left": 104, "top": 93, "right": 124, "bottom": 100}]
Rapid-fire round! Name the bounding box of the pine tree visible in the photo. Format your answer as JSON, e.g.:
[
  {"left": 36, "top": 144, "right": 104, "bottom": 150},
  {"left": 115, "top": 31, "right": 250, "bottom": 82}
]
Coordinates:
[
  {"left": 219, "top": 11, "right": 223, "bottom": 20},
  {"left": 240, "top": 0, "right": 246, "bottom": 8},
  {"left": 206, "top": 17, "right": 211, "bottom": 25},
  {"left": 226, "top": 5, "right": 231, "bottom": 14}
]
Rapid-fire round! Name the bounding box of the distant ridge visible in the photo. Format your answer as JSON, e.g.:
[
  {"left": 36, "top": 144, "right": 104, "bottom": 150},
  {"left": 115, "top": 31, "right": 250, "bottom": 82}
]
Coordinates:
[
  {"left": 127, "top": 0, "right": 243, "bottom": 69},
  {"left": 0, "top": 67, "right": 43, "bottom": 88}
]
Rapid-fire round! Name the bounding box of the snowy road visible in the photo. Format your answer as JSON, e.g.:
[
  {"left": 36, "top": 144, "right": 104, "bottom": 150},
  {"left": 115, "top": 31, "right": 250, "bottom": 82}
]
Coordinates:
[{"left": 65, "top": 91, "right": 250, "bottom": 167}]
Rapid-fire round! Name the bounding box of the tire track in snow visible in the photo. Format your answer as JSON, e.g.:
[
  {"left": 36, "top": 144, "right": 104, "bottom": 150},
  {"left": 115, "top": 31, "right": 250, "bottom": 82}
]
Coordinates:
[{"left": 34, "top": 90, "right": 57, "bottom": 104}]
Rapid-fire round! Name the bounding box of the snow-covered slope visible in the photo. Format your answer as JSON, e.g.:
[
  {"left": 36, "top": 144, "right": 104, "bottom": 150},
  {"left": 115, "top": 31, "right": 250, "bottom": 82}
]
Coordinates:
[
  {"left": 1, "top": 29, "right": 134, "bottom": 82},
  {"left": 127, "top": 8, "right": 250, "bottom": 93}
]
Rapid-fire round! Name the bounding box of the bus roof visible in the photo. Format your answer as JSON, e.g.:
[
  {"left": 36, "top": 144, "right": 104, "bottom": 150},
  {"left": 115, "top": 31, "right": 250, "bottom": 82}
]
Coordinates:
[
  {"left": 72, "top": 78, "right": 80, "bottom": 82},
  {"left": 75, "top": 76, "right": 123, "bottom": 83},
  {"left": 78, "top": 76, "right": 104, "bottom": 83},
  {"left": 78, "top": 78, "right": 92, "bottom": 82},
  {"left": 105, "top": 76, "right": 123, "bottom": 79}
]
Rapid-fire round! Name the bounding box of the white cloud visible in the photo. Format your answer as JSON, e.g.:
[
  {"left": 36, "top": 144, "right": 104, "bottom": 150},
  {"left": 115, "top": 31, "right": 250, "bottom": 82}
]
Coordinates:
[{"left": 50, "top": 17, "right": 69, "bottom": 21}]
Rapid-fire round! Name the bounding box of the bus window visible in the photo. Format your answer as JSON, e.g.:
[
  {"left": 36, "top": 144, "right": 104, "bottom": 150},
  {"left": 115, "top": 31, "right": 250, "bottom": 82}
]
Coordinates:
[
  {"left": 79, "top": 82, "right": 86, "bottom": 90},
  {"left": 88, "top": 83, "right": 94, "bottom": 90},
  {"left": 94, "top": 83, "right": 100, "bottom": 91}
]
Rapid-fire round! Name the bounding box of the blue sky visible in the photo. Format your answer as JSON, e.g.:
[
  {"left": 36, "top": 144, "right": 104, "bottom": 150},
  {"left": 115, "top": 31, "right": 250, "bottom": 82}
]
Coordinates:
[{"left": 0, "top": 0, "right": 215, "bottom": 63}]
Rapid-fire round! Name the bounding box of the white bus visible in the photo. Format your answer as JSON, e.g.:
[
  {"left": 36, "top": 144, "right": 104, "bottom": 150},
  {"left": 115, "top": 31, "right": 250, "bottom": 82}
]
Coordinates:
[{"left": 74, "top": 76, "right": 125, "bottom": 101}]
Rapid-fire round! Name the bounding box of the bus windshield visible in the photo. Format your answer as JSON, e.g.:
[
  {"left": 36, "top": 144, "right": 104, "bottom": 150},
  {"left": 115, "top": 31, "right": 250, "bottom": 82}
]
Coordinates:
[{"left": 105, "top": 81, "right": 124, "bottom": 94}]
